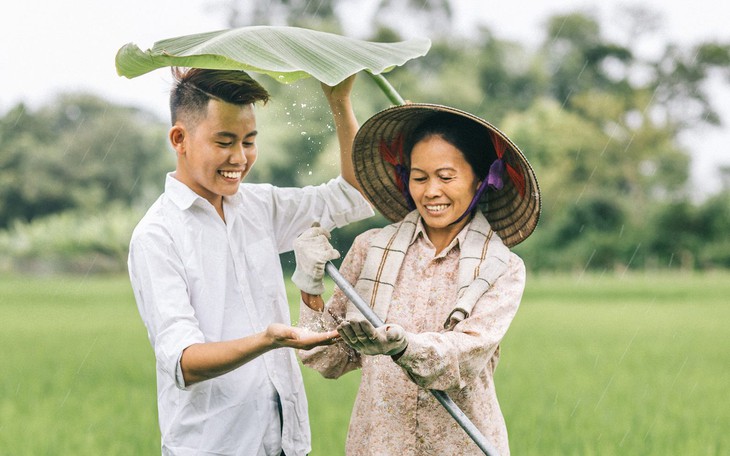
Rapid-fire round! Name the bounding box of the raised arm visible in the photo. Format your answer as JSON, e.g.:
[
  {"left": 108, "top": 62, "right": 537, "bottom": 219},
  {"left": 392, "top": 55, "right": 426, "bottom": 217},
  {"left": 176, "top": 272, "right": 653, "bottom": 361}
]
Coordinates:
[{"left": 321, "top": 75, "right": 360, "bottom": 192}]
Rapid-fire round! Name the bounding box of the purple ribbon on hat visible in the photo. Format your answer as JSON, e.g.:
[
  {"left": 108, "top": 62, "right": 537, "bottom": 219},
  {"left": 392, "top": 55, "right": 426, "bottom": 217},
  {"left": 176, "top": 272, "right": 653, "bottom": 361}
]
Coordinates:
[{"left": 487, "top": 158, "right": 505, "bottom": 190}]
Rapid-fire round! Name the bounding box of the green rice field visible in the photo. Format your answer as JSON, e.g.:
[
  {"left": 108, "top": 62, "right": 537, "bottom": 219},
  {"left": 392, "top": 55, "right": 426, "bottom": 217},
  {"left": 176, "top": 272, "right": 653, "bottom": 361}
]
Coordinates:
[{"left": 1, "top": 272, "right": 728, "bottom": 455}]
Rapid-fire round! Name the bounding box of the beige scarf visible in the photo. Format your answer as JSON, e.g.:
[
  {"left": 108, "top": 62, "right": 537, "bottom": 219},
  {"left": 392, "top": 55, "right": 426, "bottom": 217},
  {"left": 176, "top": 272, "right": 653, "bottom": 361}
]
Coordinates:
[{"left": 349, "top": 210, "right": 511, "bottom": 330}]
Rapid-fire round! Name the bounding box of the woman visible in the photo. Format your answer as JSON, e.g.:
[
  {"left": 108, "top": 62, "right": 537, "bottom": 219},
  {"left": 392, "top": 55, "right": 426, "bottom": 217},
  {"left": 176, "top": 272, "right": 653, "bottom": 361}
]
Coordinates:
[{"left": 294, "top": 104, "right": 540, "bottom": 455}]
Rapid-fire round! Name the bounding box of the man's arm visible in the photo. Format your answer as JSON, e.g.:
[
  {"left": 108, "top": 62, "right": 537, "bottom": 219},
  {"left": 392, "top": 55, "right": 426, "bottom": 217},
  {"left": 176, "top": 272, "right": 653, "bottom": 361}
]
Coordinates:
[
  {"left": 321, "top": 75, "right": 361, "bottom": 192},
  {"left": 180, "top": 323, "right": 339, "bottom": 386}
]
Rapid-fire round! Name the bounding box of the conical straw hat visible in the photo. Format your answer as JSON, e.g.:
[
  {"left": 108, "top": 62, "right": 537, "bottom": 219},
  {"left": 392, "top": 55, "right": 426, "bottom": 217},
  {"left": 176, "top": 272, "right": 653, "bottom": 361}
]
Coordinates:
[{"left": 353, "top": 103, "right": 541, "bottom": 247}]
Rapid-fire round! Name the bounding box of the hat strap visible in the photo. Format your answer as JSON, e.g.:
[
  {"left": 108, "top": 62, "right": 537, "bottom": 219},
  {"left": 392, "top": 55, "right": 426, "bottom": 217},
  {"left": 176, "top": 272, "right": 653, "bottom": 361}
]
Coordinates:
[
  {"left": 452, "top": 133, "right": 525, "bottom": 225},
  {"left": 452, "top": 177, "right": 490, "bottom": 225}
]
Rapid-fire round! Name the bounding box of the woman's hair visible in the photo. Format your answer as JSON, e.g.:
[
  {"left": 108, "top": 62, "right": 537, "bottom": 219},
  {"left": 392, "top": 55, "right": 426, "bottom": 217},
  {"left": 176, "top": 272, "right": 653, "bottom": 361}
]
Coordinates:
[
  {"left": 405, "top": 112, "right": 496, "bottom": 179},
  {"left": 169, "top": 68, "right": 270, "bottom": 126}
]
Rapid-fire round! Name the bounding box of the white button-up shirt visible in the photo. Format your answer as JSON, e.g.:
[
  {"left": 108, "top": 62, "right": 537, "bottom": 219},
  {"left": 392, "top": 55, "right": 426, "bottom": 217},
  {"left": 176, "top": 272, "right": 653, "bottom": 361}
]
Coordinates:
[{"left": 128, "top": 173, "right": 373, "bottom": 456}]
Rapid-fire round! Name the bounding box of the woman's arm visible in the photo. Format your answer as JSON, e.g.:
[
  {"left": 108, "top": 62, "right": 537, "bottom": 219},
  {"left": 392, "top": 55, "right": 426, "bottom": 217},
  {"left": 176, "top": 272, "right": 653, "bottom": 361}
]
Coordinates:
[
  {"left": 394, "top": 254, "right": 526, "bottom": 391},
  {"left": 321, "top": 75, "right": 361, "bottom": 193},
  {"left": 297, "top": 229, "right": 378, "bottom": 378}
]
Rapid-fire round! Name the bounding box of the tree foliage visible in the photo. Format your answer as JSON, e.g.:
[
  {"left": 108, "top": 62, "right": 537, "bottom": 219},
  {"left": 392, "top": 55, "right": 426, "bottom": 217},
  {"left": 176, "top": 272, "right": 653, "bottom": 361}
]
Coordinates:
[
  {"left": 0, "top": 94, "right": 172, "bottom": 228},
  {"left": 2, "top": 2, "right": 730, "bottom": 273}
]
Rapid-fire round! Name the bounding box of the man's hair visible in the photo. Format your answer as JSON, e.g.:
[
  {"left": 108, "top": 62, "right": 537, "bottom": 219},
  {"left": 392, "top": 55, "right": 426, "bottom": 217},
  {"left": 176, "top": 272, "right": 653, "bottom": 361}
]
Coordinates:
[{"left": 169, "top": 68, "right": 270, "bottom": 126}]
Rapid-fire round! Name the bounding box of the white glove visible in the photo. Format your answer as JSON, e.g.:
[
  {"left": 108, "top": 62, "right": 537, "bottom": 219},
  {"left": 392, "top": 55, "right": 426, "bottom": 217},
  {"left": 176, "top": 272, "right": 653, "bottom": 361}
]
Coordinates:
[
  {"left": 292, "top": 223, "right": 340, "bottom": 295},
  {"left": 337, "top": 317, "right": 408, "bottom": 356}
]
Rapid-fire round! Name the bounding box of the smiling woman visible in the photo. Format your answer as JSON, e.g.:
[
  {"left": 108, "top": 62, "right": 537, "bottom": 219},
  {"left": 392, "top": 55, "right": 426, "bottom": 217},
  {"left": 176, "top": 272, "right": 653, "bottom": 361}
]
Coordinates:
[
  {"left": 404, "top": 111, "right": 497, "bottom": 253},
  {"left": 295, "top": 103, "right": 540, "bottom": 455},
  {"left": 408, "top": 133, "right": 482, "bottom": 252}
]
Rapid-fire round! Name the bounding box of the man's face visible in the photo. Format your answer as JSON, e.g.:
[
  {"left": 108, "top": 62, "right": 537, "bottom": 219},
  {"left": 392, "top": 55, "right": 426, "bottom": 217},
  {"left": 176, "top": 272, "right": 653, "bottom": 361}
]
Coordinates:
[{"left": 172, "top": 99, "right": 258, "bottom": 208}]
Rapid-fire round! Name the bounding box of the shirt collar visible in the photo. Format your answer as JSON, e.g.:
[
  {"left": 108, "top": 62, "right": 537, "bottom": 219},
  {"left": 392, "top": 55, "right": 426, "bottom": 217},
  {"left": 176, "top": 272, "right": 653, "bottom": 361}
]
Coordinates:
[
  {"left": 410, "top": 215, "right": 472, "bottom": 256},
  {"left": 164, "top": 173, "right": 244, "bottom": 212},
  {"left": 410, "top": 217, "right": 427, "bottom": 246},
  {"left": 164, "top": 173, "right": 207, "bottom": 211}
]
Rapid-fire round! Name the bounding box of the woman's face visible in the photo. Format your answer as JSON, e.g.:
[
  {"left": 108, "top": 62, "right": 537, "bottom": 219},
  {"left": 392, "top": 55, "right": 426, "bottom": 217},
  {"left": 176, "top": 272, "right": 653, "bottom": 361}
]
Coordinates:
[{"left": 408, "top": 134, "right": 480, "bottom": 244}]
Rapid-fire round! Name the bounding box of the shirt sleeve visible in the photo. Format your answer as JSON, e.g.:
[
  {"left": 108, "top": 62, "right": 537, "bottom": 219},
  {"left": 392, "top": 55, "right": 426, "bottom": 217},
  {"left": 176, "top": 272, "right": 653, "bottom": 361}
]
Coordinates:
[
  {"left": 252, "top": 176, "right": 374, "bottom": 253},
  {"left": 394, "top": 253, "right": 526, "bottom": 392},
  {"left": 297, "top": 230, "right": 378, "bottom": 378},
  {"left": 128, "top": 227, "right": 206, "bottom": 390}
]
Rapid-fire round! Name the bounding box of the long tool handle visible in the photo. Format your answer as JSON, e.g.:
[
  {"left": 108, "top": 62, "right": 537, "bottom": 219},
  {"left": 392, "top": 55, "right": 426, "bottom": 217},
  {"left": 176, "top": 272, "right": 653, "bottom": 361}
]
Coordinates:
[{"left": 324, "top": 262, "right": 500, "bottom": 456}]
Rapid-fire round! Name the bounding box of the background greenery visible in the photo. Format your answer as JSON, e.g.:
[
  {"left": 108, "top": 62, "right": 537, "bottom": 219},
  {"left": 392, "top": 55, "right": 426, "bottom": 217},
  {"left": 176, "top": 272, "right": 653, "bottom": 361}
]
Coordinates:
[
  {"left": 1, "top": 1, "right": 729, "bottom": 274},
  {"left": 0, "top": 273, "right": 727, "bottom": 455},
  {"left": 1, "top": 1, "right": 729, "bottom": 455}
]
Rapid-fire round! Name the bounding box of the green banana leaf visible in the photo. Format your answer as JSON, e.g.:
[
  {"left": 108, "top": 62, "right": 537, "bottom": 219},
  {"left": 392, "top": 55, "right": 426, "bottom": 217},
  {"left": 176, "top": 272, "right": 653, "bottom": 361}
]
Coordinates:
[{"left": 116, "top": 25, "right": 429, "bottom": 91}]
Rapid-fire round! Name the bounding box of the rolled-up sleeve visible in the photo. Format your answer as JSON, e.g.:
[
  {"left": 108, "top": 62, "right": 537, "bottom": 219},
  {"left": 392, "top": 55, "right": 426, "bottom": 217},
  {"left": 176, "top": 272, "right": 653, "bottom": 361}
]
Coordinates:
[
  {"left": 297, "top": 304, "right": 360, "bottom": 379},
  {"left": 395, "top": 254, "right": 526, "bottom": 392},
  {"left": 128, "top": 230, "right": 205, "bottom": 390},
  {"left": 297, "top": 230, "right": 378, "bottom": 378}
]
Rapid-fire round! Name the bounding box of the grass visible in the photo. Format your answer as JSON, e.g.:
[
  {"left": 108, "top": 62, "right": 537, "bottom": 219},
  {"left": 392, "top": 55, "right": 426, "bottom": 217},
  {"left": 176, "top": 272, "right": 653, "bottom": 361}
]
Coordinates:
[
  {"left": 0, "top": 276, "right": 159, "bottom": 454},
  {"left": 501, "top": 272, "right": 729, "bottom": 455},
  {"left": 0, "top": 271, "right": 728, "bottom": 455}
]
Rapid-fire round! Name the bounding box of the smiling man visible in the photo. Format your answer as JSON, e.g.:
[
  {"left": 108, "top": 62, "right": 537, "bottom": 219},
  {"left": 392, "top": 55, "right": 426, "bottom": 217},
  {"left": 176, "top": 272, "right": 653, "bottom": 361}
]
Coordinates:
[{"left": 127, "top": 68, "right": 373, "bottom": 456}]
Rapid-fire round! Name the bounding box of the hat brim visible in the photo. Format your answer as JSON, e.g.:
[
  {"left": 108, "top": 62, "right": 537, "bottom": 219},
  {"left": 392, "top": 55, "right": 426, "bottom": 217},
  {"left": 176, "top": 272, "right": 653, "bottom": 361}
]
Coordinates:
[{"left": 353, "top": 103, "right": 541, "bottom": 247}]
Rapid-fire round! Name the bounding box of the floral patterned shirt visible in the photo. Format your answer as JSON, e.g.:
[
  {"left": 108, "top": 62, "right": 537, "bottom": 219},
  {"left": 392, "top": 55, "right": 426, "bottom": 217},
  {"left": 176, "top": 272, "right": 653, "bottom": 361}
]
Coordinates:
[{"left": 299, "top": 218, "right": 526, "bottom": 455}]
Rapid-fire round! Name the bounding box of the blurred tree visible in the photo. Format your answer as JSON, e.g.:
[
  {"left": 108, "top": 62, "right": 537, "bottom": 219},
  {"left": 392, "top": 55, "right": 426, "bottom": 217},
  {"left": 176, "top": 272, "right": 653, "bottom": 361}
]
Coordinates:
[
  {"left": 523, "top": 10, "right": 730, "bottom": 270},
  {"left": 212, "top": 0, "right": 339, "bottom": 31},
  {"left": 206, "top": 2, "right": 730, "bottom": 270},
  {"left": 211, "top": 0, "right": 456, "bottom": 39},
  {"left": 244, "top": 77, "right": 338, "bottom": 187},
  {"left": 0, "top": 94, "right": 172, "bottom": 228},
  {"left": 542, "top": 12, "right": 634, "bottom": 108},
  {"left": 539, "top": 10, "right": 728, "bottom": 197},
  {"left": 695, "top": 190, "right": 730, "bottom": 268},
  {"left": 646, "top": 200, "right": 702, "bottom": 269},
  {"left": 6, "top": 2, "right": 729, "bottom": 272},
  {"left": 476, "top": 31, "right": 549, "bottom": 123},
  {"left": 649, "top": 41, "right": 730, "bottom": 130},
  {"left": 369, "top": 0, "right": 454, "bottom": 40}
]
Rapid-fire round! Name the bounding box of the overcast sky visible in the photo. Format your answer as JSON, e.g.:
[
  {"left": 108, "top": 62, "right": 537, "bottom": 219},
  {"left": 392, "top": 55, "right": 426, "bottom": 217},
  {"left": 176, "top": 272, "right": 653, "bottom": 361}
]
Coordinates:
[{"left": 2, "top": 0, "right": 728, "bottom": 194}]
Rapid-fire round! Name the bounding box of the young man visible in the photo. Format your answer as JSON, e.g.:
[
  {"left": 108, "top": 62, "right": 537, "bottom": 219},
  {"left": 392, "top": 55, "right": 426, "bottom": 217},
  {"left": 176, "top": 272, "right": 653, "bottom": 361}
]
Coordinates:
[{"left": 127, "top": 68, "right": 373, "bottom": 455}]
